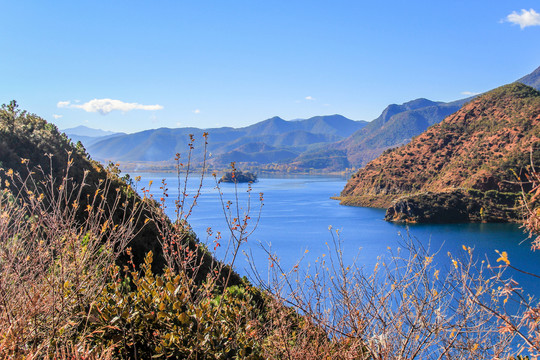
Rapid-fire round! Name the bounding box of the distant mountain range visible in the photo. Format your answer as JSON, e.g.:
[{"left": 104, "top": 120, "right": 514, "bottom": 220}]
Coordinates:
[
  {"left": 64, "top": 65, "right": 540, "bottom": 172},
  {"left": 63, "top": 125, "right": 120, "bottom": 138},
  {"left": 80, "top": 115, "right": 368, "bottom": 166},
  {"left": 62, "top": 125, "right": 125, "bottom": 148}
]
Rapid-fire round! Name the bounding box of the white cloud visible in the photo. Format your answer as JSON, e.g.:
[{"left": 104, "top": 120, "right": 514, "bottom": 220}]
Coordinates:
[
  {"left": 57, "top": 98, "right": 163, "bottom": 115},
  {"left": 305, "top": 96, "right": 314, "bottom": 100},
  {"left": 506, "top": 9, "right": 540, "bottom": 29},
  {"left": 192, "top": 109, "right": 201, "bottom": 114},
  {"left": 461, "top": 91, "right": 480, "bottom": 96},
  {"left": 52, "top": 114, "right": 63, "bottom": 119}
]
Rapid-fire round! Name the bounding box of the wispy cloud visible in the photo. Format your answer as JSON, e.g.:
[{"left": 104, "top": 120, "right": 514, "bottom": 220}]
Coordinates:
[
  {"left": 192, "top": 109, "right": 201, "bottom": 114},
  {"left": 57, "top": 98, "right": 163, "bottom": 115},
  {"left": 461, "top": 91, "right": 480, "bottom": 96},
  {"left": 505, "top": 9, "right": 540, "bottom": 29},
  {"left": 52, "top": 114, "right": 63, "bottom": 119},
  {"left": 305, "top": 96, "right": 314, "bottom": 100}
]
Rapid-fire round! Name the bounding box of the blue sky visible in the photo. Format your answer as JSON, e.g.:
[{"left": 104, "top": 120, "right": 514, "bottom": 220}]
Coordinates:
[{"left": 1, "top": 1, "right": 539, "bottom": 133}]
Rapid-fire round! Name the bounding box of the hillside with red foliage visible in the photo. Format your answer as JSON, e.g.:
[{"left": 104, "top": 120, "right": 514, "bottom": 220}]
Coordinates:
[{"left": 339, "top": 83, "right": 540, "bottom": 222}]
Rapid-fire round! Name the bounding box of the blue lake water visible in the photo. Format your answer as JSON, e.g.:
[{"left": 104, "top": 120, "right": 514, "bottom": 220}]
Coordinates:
[{"left": 131, "top": 173, "right": 540, "bottom": 295}]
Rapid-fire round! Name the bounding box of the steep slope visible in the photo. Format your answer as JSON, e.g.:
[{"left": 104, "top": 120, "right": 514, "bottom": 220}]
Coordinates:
[
  {"left": 518, "top": 65, "right": 540, "bottom": 90},
  {"left": 208, "top": 130, "right": 343, "bottom": 166},
  {"left": 290, "top": 148, "right": 350, "bottom": 171},
  {"left": 216, "top": 130, "right": 341, "bottom": 153},
  {"left": 0, "top": 102, "right": 166, "bottom": 269},
  {"left": 336, "top": 98, "right": 467, "bottom": 167},
  {"left": 241, "top": 114, "right": 367, "bottom": 137},
  {"left": 339, "top": 83, "right": 540, "bottom": 222},
  {"left": 241, "top": 116, "right": 290, "bottom": 136},
  {"left": 272, "top": 130, "right": 341, "bottom": 147},
  {"left": 294, "top": 114, "right": 368, "bottom": 137},
  {"left": 0, "top": 101, "right": 242, "bottom": 284},
  {"left": 211, "top": 143, "right": 298, "bottom": 164}
]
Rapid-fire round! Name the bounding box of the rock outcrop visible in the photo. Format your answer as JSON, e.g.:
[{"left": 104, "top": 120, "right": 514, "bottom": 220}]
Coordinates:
[
  {"left": 219, "top": 170, "right": 258, "bottom": 183},
  {"left": 384, "top": 190, "right": 521, "bottom": 223}
]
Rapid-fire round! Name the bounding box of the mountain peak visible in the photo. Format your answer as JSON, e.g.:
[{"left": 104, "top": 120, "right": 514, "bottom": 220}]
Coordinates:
[
  {"left": 376, "top": 98, "right": 440, "bottom": 125},
  {"left": 401, "top": 98, "right": 439, "bottom": 109},
  {"left": 267, "top": 116, "right": 285, "bottom": 122}
]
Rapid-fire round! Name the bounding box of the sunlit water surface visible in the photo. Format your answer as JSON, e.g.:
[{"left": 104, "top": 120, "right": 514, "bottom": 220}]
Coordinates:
[{"left": 130, "top": 173, "right": 540, "bottom": 296}]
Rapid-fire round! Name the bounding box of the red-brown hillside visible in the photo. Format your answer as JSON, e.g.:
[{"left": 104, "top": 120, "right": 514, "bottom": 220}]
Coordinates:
[{"left": 339, "top": 83, "right": 540, "bottom": 211}]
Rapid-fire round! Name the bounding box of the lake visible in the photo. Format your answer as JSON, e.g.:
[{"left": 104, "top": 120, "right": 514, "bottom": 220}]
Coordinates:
[{"left": 130, "top": 172, "right": 540, "bottom": 295}]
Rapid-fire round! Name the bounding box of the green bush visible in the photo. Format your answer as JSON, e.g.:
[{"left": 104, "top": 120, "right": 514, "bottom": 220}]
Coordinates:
[{"left": 86, "top": 252, "right": 265, "bottom": 359}]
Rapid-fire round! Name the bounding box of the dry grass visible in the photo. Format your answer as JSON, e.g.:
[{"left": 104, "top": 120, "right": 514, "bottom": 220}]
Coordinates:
[{"left": 0, "top": 158, "right": 143, "bottom": 358}]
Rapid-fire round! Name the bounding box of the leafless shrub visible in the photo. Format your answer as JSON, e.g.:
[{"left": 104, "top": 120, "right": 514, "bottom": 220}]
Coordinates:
[
  {"left": 0, "top": 155, "right": 144, "bottom": 357},
  {"left": 522, "top": 150, "right": 540, "bottom": 250},
  {"left": 250, "top": 232, "right": 516, "bottom": 359},
  {"left": 460, "top": 150, "right": 540, "bottom": 357}
]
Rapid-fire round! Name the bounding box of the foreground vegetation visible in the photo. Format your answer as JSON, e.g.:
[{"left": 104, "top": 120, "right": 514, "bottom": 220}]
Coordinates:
[{"left": 1, "top": 102, "right": 540, "bottom": 359}]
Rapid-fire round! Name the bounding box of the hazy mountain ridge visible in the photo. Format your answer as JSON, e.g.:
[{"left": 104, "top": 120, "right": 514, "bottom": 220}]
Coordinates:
[
  {"left": 339, "top": 82, "right": 540, "bottom": 223},
  {"left": 62, "top": 125, "right": 125, "bottom": 148},
  {"left": 84, "top": 115, "right": 367, "bottom": 165},
  {"left": 63, "top": 125, "right": 121, "bottom": 137}
]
